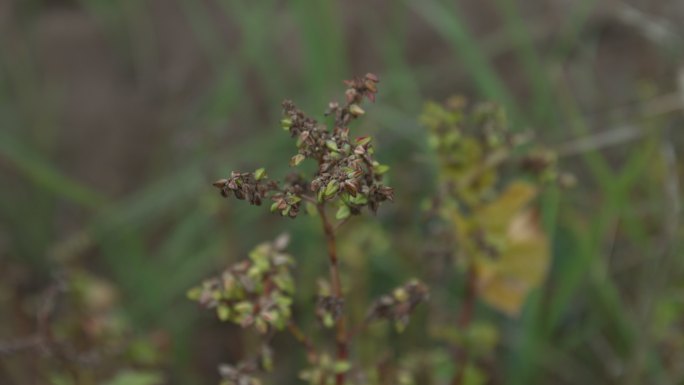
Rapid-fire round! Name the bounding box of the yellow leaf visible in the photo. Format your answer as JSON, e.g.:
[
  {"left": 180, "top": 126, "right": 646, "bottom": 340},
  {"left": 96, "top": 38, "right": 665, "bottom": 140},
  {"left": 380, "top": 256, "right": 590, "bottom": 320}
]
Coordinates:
[
  {"left": 472, "top": 183, "right": 549, "bottom": 316},
  {"left": 476, "top": 272, "right": 529, "bottom": 316},
  {"left": 475, "top": 181, "right": 537, "bottom": 236}
]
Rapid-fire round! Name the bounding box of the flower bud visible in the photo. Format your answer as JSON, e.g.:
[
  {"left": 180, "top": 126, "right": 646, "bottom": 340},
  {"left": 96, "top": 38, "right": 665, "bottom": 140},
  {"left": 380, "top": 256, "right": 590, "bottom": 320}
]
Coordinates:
[{"left": 290, "top": 154, "right": 305, "bottom": 167}]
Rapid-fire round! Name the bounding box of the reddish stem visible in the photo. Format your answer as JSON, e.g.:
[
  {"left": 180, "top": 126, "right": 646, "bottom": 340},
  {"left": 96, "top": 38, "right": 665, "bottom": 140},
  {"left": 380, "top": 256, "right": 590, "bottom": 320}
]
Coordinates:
[{"left": 317, "top": 204, "right": 348, "bottom": 385}]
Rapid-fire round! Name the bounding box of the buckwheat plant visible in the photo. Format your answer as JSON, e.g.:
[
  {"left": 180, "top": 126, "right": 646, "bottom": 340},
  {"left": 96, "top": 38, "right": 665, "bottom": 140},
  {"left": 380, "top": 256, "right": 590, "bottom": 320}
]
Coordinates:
[{"left": 188, "top": 74, "right": 428, "bottom": 385}]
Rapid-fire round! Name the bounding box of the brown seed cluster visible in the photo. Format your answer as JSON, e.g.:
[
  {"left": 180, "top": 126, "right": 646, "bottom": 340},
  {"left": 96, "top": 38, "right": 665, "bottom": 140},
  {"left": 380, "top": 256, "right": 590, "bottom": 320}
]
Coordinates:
[
  {"left": 214, "top": 74, "right": 393, "bottom": 218},
  {"left": 213, "top": 170, "right": 277, "bottom": 206},
  {"left": 366, "top": 280, "right": 429, "bottom": 332}
]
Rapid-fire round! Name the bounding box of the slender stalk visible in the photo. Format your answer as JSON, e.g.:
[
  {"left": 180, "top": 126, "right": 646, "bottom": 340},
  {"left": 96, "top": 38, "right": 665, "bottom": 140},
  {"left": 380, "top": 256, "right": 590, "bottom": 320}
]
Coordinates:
[
  {"left": 287, "top": 321, "right": 318, "bottom": 362},
  {"left": 316, "top": 203, "right": 348, "bottom": 385},
  {"left": 451, "top": 262, "right": 477, "bottom": 385}
]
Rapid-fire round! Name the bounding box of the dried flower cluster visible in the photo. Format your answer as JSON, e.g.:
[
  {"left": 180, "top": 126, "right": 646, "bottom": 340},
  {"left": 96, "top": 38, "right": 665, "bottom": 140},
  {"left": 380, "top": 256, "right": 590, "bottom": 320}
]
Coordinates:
[
  {"left": 187, "top": 235, "right": 295, "bottom": 334},
  {"left": 314, "top": 279, "right": 345, "bottom": 328},
  {"left": 217, "top": 361, "right": 260, "bottom": 385},
  {"left": 212, "top": 168, "right": 275, "bottom": 206},
  {"left": 299, "top": 353, "right": 352, "bottom": 385},
  {"left": 366, "top": 280, "right": 430, "bottom": 332},
  {"left": 217, "top": 346, "right": 273, "bottom": 385},
  {"left": 213, "top": 73, "right": 393, "bottom": 220}
]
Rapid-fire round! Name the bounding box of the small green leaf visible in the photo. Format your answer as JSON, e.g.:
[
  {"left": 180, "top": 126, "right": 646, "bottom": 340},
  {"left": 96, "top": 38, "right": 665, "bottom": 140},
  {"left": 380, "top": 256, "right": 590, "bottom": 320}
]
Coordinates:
[
  {"left": 254, "top": 168, "right": 267, "bottom": 181},
  {"left": 275, "top": 295, "right": 293, "bottom": 308},
  {"left": 374, "top": 164, "right": 390, "bottom": 175},
  {"left": 325, "top": 140, "right": 339, "bottom": 152},
  {"left": 186, "top": 287, "right": 202, "bottom": 301},
  {"left": 350, "top": 194, "right": 368, "bottom": 205},
  {"left": 273, "top": 273, "right": 295, "bottom": 294},
  {"left": 306, "top": 202, "right": 318, "bottom": 216},
  {"left": 336, "top": 205, "right": 350, "bottom": 220},
  {"left": 324, "top": 180, "right": 339, "bottom": 198},
  {"left": 333, "top": 361, "right": 352, "bottom": 374},
  {"left": 393, "top": 287, "right": 408, "bottom": 302},
  {"left": 281, "top": 118, "right": 293, "bottom": 130},
  {"left": 323, "top": 313, "right": 334, "bottom": 328},
  {"left": 217, "top": 305, "right": 231, "bottom": 321},
  {"left": 235, "top": 301, "right": 254, "bottom": 314}
]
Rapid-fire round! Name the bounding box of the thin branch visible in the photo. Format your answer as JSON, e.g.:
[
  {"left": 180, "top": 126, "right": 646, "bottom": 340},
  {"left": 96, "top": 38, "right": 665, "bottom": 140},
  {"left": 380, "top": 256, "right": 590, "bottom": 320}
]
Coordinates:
[
  {"left": 287, "top": 321, "right": 318, "bottom": 362},
  {"left": 299, "top": 194, "right": 318, "bottom": 204}
]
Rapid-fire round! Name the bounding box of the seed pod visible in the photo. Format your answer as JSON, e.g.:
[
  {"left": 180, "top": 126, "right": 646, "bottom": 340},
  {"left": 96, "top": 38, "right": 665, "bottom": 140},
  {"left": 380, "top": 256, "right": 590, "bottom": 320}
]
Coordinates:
[
  {"left": 356, "top": 136, "right": 372, "bottom": 146},
  {"left": 345, "top": 88, "right": 357, "bottom": 103},
  {"left": 290, "top": 154, "right": 305, "bottom": 167},
  {"left": 325, "top": 140, "right": 339, "bottom": 152},
  {"left": 254, "top": 168, "right": 267, "bottom": 181},
  {"left": 324, "top": 180, "right": 339, "bottom": 198},
  {"left": 344, "top": 180, "right": 359, "bottom": 197},
  {"left": 365, "top": 73, "right": 379, "bottom": 82},
  {"left": 349, "top": 104, "right": 365, "bottom": 117},
  {"left": 213, "top": 179, "right": 228, "bottom": 188}
]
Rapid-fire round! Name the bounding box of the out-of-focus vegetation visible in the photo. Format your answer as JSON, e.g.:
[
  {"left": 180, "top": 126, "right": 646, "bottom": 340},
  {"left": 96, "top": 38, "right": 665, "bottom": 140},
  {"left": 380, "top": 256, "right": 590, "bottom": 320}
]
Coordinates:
[{"left": 1, "top": 1, "right": 683, "bottom": 384}]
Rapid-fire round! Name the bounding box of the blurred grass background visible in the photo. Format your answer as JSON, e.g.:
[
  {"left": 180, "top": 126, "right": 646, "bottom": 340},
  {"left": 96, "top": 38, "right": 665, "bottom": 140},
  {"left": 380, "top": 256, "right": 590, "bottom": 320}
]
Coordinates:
[{"left": 1, "top": 0, "right": 683, "bottom": 384}]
